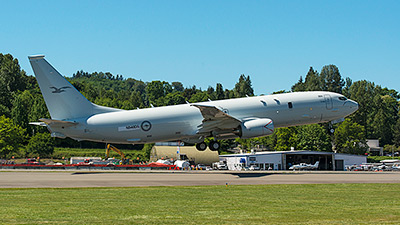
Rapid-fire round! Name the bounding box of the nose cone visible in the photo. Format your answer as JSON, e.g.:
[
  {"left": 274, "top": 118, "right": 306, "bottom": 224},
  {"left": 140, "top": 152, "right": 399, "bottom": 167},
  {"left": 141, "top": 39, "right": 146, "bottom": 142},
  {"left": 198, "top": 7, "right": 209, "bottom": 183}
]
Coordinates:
[{"left": 345, "top": 99, "right": 359, "bottom": 114}]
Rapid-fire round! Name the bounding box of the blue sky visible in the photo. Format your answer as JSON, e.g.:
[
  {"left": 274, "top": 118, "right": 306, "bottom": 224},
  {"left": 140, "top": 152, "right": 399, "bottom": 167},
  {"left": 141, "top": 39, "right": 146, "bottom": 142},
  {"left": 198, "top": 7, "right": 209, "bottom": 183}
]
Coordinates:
[{"left": 1, "top": 0, "right": 399, "bottom": 95}]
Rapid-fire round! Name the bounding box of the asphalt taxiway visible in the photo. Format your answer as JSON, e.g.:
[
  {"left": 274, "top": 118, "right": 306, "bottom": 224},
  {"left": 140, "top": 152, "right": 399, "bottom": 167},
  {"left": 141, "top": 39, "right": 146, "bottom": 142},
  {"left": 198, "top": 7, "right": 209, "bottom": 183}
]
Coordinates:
[{"left": 1, "top": 171, "right": 399, "bottom": 188}]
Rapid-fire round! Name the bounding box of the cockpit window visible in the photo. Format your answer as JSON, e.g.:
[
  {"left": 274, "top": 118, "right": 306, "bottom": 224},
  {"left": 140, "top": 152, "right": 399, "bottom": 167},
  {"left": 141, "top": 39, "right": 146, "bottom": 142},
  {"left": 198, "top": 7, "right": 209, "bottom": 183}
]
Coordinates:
[{"left": 338, "top": 96, "right": 347, "bottom": 101}]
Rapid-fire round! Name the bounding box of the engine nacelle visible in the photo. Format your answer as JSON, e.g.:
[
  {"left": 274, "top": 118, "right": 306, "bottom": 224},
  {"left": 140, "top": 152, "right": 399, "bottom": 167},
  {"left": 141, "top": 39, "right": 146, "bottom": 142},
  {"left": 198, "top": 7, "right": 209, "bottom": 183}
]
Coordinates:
[{"left": 239, "top": 118, "right": 274, "bottom": 139}]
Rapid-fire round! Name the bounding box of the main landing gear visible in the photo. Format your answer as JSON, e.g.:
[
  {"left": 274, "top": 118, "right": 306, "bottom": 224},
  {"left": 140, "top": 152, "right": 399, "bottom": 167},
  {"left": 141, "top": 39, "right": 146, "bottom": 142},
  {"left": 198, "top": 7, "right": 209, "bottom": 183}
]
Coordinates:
[
  {"left": 196, "top": 142, "right": 207, "bottom": 151},
  {"left": 196, "top": 140, "right": 220, "bottom": 151}
]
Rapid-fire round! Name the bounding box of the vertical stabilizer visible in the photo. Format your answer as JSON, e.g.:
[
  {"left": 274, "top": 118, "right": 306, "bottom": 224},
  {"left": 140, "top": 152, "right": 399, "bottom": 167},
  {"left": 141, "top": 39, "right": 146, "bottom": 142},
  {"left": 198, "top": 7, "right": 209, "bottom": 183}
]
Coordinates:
[{"left": 29, "top": 55, "right": 120, "bottom": 120}]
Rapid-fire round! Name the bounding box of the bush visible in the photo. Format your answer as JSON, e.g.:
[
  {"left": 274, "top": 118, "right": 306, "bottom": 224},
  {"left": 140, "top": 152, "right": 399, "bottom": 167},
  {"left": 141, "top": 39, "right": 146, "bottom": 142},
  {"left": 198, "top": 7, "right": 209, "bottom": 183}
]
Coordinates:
[{"left": 25, "top": 133, "right": 55, "bottom": 158}]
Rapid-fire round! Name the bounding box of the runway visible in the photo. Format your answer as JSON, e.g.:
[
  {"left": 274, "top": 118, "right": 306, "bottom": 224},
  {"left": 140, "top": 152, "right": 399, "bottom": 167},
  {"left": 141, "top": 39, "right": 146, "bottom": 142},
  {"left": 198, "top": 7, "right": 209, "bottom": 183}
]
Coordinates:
[{"left": 1, "top": 171, "right": 400, "bottom": 188}]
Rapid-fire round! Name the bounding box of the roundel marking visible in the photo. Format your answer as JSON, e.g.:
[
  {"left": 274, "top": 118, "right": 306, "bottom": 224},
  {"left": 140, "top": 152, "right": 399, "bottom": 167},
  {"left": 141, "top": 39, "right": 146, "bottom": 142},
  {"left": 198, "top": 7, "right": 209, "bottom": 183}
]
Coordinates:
[{"left": 141, "top": 121, "right": 152, "bottom": 131}]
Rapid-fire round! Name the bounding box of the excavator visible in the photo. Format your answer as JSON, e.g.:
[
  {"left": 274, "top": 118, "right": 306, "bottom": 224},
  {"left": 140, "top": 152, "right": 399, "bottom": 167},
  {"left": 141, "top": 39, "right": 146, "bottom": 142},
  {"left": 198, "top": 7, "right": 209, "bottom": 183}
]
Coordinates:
[{"left": 105, "top": 144, "right": 130, "bottom": 165}]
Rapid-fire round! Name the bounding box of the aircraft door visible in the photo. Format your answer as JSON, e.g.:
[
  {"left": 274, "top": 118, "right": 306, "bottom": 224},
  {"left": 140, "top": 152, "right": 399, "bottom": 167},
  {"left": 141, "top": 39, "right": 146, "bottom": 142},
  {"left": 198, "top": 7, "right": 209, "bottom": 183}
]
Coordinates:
[{"left": 324, "top": 94, "right": 333, "bottom": 110}]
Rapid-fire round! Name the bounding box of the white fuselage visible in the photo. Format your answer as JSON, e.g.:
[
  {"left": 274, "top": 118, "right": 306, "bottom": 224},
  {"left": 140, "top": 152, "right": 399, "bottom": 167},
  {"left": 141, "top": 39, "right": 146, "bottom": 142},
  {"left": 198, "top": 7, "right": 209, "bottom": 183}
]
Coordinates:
[{"left": 51, "top": 91, "right": 358, "bottom": 144}]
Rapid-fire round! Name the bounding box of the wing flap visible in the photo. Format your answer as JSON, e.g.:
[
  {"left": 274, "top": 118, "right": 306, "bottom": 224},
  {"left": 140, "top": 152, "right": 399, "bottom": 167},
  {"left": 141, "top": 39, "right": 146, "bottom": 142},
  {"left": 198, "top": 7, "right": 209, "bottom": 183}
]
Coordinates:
[{"left": 191, "top": 104, "right": 241, "bottom": 134}]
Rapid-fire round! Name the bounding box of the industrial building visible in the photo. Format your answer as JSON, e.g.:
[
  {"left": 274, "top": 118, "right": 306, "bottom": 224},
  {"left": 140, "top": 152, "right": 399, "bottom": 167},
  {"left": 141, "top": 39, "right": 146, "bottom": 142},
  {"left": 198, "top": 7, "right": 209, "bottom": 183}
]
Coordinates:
[
  {"left": 219, "top": 150, "right": 367, "bottom": 171},
  {"left": 150, "top": 144, "right": 219, "bottom": 166}
]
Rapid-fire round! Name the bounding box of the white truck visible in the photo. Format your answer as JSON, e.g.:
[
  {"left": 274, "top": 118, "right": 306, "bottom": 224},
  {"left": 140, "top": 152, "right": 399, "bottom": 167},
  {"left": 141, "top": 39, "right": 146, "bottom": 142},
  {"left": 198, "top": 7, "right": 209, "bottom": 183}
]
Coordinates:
[{"left": 212, "top": 161, "right": 228, "bottom": 170}]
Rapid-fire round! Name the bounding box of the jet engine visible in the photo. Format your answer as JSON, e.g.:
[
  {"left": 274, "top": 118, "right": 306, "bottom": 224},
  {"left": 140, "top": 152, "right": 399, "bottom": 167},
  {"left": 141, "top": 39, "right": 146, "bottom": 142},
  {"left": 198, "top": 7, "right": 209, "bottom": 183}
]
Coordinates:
[{"left": 238, "top": 118, "right": 274, "bottom": 139}]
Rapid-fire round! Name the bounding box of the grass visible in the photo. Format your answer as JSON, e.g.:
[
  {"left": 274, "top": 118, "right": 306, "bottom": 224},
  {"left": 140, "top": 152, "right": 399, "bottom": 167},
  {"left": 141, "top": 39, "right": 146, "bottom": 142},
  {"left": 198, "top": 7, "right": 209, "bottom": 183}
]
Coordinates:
[{"left": 0, "top": 183, "right": 399, "bottom": 224}]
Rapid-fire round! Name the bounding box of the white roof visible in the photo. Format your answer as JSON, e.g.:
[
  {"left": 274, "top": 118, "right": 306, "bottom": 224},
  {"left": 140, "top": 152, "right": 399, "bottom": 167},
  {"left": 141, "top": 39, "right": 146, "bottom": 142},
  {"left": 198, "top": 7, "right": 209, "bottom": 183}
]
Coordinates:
[{"left": 221, "top": 150, "right": 334, "bottom": 157}]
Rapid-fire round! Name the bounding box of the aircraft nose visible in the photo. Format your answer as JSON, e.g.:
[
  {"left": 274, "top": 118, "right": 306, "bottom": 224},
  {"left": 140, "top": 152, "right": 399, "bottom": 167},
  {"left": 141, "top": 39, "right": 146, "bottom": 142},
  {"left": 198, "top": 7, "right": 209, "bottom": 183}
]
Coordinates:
[{"left": 345, "top": 99, "right": 359, "bottom": 112}]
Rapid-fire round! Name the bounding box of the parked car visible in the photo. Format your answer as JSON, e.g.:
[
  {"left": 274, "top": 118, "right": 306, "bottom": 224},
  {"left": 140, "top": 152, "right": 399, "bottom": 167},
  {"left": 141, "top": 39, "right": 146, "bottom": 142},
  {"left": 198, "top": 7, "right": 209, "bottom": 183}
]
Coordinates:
[
  {"left": 196, "top": 164, "right": 207, "bottom": 170},
  {"left": 249, "top": 165, "right": 260, "bottom": 170},
  {"left": 212, "top": 161, "right": 228, "bottom": 170}
]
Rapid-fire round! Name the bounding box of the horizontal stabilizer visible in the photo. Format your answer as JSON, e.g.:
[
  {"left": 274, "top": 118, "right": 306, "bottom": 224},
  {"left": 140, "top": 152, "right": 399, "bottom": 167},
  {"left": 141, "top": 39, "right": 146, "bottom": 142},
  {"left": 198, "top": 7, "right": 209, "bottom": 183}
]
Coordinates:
[
  {"left": 39, "top": 118, "right": 78, "bottom": 127},
  {"left": 29, "top": 122, "right": 47, "bottom": 127}
]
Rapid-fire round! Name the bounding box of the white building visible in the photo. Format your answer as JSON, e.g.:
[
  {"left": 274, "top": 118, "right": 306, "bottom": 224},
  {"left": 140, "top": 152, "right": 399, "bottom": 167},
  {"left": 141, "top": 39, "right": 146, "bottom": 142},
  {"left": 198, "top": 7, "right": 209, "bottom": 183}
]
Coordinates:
[
  {"left": 219, "top": 150, "right": 367, "bottom": 171},
  {"left": 367, "top": 139, "right": 383, "bottom": 156}
]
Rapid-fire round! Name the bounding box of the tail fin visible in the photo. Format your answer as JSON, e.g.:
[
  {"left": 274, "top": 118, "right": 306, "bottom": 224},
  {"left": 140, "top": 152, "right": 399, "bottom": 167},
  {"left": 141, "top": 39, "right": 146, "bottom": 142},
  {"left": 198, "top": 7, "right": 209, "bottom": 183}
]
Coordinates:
[{"left": 29, "top": 55, "right": 121, "bottom": 120}]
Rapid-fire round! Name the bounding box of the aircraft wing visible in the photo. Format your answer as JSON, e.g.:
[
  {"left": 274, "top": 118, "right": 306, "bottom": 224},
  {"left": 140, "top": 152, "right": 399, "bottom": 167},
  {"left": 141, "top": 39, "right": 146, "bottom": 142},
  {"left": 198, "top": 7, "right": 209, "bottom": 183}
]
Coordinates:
[{"left": 191, "top": 104, "right": 242, "bottom": 134}]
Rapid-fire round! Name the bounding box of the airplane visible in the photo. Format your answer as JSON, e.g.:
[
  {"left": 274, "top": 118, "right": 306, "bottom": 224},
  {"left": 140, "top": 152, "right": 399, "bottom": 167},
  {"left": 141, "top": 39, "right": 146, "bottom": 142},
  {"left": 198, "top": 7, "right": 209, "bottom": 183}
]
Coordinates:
[
  {"left": 289, "top": 161, "right": 319, "bottom": 171},
  {"left": 392, "top": 164, "right": 400, "bottom": 171},
  {"left": 28, "top": 55, "right": 359, "bottom": 151}
]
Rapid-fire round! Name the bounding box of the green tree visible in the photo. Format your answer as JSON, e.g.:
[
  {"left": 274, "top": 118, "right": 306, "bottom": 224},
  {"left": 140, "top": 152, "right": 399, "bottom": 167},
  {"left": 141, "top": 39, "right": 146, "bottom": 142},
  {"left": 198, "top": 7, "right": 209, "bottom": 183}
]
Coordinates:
[
  {"left": 29, "top": 96, "right": 49, "bottom": 122},
  {"left": 235, "top": 138, "right": 252, "bottom": 151},
  {"left": 394, "top": 117, "right": 400, "bottom": 147},
  {"left": 291, "top": 76, "right": 306, "bottom": 92},
  {"left": 345, "top": 80, "right": 379, "bottom": 135},
  {"left": 130, "top": 91, "right": 144, "bottom": 108},
  {"left": 369, "top": 95, "right": 399, "bottom": 145},
  {"left": 172, "top": 82, "right": 184, "bottom": 92},
  {"left": 234, "top": 74, "right": 254, "bottom": 98},
  {"left": 215, "top": 83, "right": 224, "bottom": 100},
  {"left": 146, "top": 81, "right": 172, "bottom": 104},
  {"left": 292, "top": 65, "right": 345, "bottom": 93},
  {"left": 25, "top": 132, "right": 55, "bottom": 158},
  {"left": 142, "top": 143, "right": 155, "bottom": 161},
  {"left": 189, "top": 91, "right": 210, "bottom": 103},
  {"left": 183, "top": 85, "right": 198, "bottom": 101},
  {"left": 292, "top": 67, "right": 320, "bottom": 92},
  {"left": 0, "top": 104, "right": 10, "bottom": 118},
  {"left": 0, "top": 54, "right": 27, "bottom": 112},
  {"left": 333, "top": 119, "right": 367, "bottom": 155},
  {"left": 0, "top": 115, "right": 26, "bottom": 158},
  {"left": 237, "top": 135, "right": 277, "bottom": 151},
  {"left": 342, "top": 77, "right": 353, "bottom": 97},
  {"left": 11, "top": 90, "right": 34, "bottom": 134},
  {"left": 297, "top": 124, "right": 332, "bottom": 151},
  {"left": 275, "top": 127, "right": 298, "bottom": 151},
  {"left": 163, "top": 92, "right": 186, "bottom": 105},
  {"left": 303, "top": 67, "right": 321, "bottom": 91},
  {"left": 0, "top": 54, "right": 27, "bottom": 94},
  {"left": 319, "top": 65, "right": 345, "bottom": 93}
]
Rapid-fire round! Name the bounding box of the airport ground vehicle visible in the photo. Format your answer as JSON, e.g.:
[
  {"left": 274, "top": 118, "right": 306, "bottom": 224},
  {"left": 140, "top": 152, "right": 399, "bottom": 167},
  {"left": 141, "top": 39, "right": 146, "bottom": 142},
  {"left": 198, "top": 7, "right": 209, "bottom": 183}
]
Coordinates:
[
  {"left": 249, "top": 165, "right": 260, "bottom": 170},
  {"left": 24, "top": 158, "right": 44, "bottom": 165},
  {"left": 196, "top": 164, "right": 207, "bottom": 170},
  {"left": 212, "top": 161, "right": 228, "bottom": 170},
  {"left": 174, "top": 160, "right": 190, "bottom": 169}
]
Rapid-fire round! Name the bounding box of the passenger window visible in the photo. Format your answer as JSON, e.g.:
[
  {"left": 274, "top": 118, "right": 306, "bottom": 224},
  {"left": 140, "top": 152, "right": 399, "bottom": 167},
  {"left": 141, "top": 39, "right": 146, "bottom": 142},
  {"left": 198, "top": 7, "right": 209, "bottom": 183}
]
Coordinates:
[{"left": 288, "top": 102, "right": 293, "bottom": 109}]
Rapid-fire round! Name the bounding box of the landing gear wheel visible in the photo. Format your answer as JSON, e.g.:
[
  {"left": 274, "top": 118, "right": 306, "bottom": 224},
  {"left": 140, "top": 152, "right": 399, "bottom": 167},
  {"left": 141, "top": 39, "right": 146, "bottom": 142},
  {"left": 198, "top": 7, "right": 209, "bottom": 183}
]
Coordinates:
[
  {"left": 196, "top": 142, "right": 207, "bottom": 151},
  {"left": 209, "top": 140, "right": 220, "bottom": 151}
]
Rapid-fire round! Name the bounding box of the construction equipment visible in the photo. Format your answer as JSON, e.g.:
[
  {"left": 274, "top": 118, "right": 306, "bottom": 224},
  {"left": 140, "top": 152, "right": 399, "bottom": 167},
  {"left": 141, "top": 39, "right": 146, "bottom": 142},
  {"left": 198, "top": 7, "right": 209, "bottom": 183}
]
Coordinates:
[{"left": 105, "top": 144, "right": 126, "bottom": 161}]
